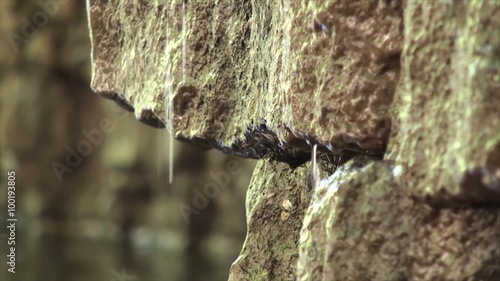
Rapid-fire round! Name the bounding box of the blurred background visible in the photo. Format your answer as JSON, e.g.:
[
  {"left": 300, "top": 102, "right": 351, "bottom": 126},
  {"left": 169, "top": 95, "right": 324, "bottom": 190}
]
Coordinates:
[{"left": 0, "top": 1, "right": 255, "bottom": 280}]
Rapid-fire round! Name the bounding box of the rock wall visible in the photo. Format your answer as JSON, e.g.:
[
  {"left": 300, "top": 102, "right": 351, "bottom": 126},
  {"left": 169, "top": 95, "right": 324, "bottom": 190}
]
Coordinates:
[{"left": 87, "top": 0, "right": 500, "bottom": 280}]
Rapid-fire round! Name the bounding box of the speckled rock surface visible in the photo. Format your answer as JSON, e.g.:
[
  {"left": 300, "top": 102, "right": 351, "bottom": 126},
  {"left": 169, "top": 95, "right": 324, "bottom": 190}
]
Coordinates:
[
  {"left": 286, "top": 0, "right": 402, "bottom": 153},
  {"left": 86, "top": 0, "right": 401, "bottom": 161},
  {"left": 229, "top": 159, "right": 312, "bottom": 281},
  {"left": 387, "top": 0, "right": 500, "bottom": 204},
  {"left": 298, "top": 158, "right": 500, "bottom": 281}
]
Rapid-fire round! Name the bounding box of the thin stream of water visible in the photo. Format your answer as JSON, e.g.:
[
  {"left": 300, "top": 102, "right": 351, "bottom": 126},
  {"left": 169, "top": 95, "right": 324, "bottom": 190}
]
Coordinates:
[
  {"left": 182, "top": 0, "right": 186, "bottom": 81},
  {"left": 164, "top": 4, "right": 174, "bottom": 184},
  {"left": 164, "top": 1, "right": 187, "bottom": 184}
]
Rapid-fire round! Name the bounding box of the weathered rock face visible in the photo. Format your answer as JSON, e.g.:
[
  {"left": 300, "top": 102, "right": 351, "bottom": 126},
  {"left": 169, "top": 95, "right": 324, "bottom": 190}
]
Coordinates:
[
  {"left": 87, "top": 0, "right": 500, "bottom": 280},
  {"left": 299, "top": 159, "right": 500, "bottom": 281},
  {"left": 286, "top": 0, "right": 402, "bottom": 153},
  {"left": 87, "top": 0, "right": 401, "bottom": 162},
  {"left": 387, "top": 1, "right": 500, "bottom": 205},
  {"left": 229, "top": 159, "right": 312, "bottom": 281}
]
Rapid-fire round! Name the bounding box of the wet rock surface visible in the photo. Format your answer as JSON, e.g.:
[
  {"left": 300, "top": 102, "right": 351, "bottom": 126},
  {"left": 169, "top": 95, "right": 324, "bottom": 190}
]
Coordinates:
[{"left": 87, "top": 0, "right": 500, "bottom": 280}]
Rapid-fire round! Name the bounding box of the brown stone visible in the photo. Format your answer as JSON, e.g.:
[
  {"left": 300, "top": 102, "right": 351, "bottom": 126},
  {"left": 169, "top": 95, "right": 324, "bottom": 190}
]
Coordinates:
[
  {"left": 86, "top": 0, "right": 401, "bottom": 163},
  {"left": 229, "top": 159, "right": 312, "bottom": 281},
  {"left": 387, "top": 1, "right": 500, "bottom": 204}
]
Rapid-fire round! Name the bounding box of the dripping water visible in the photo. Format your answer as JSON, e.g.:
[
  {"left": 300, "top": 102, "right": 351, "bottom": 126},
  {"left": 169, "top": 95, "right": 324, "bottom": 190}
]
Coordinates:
[
  {"left": 161, "top": 1, "right": 187, "bottom": 184},
  {"left": 164, "top": 4, "right": 174, "bottom": 184},
  {"left": 182, "top": 0, "right": 186, "bottom": 82}
]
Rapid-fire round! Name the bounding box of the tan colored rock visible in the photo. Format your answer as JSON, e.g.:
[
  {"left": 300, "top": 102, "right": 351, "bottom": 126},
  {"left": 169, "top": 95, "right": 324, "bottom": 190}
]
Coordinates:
[
  {"left": 299, "top": 159, "right": 500, "bottom": 281},
  {"left": 86, "top": 0, "right": 400, "bottom": 161},
  {"left": 286, "top": 0, "right": 402, "bottom": 153},
  {"left": 229, "top": 159, "right": 312, "bottom": 281}
]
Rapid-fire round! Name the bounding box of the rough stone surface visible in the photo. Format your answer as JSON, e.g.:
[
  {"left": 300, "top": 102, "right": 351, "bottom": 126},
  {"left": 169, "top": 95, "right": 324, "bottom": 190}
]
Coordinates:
[
  {"left": 229, "top": 159, "right": 312, "bottom": 281},
  {"left": 286, "top": 0, "right": 402, "bottom": 153},
  {"left": 387, "top": 1, "right": 500, "bottom": 204},
  {"left": 87, "top": 0, "right": 401, "bottom": 163},
  {"left": 87, "top": 0, "right": 500, "bottom": 280},
  {"left": 299, "top": 158, "right": 500, "bottom": 281}
]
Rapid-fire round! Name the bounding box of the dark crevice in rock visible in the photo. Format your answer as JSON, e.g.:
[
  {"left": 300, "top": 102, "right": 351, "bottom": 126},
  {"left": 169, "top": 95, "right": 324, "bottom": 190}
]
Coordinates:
[
  {"left": 177, "top": 122, "right": 384, "bottom": 169},
  {"left": 456, "top": 167, "right": 500, "bottom": 204},
  {"left": 176, "top": 122, "right": 311, "bottom": 168}
]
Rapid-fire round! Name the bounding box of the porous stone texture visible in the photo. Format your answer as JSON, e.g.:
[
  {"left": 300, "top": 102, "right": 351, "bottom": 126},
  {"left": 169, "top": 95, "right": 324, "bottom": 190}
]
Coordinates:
[
  {"left": 286, "top": 0, "right": 402, "bottom": 153},
  {"left": 295, "top": 2, "right": 500, "bottom": 280},
  {"left": 387, "top": 0, "right": 500, "bottom": 204},
  {"left": 86, "top": 0, "right": 400, "bottom": 160},
  {"left": 229, "top": 159, "right": 312, "bottom": 281},
  {"left": 298, "top": 159, "right": 500, "bottom": 281},
  {"left": 87, "top": 0, "right": 500, "bottom": 280}
]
